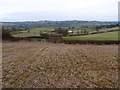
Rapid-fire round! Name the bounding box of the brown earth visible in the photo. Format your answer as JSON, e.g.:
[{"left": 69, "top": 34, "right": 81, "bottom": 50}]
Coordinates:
[{"left": 2, "top": 41, "right": 119, "bottom": 88}]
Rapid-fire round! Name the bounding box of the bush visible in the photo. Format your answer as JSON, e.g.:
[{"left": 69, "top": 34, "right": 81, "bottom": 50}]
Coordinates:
[
  {"left": 2, "top": 28, "right": 13, "bottom": 40},
  {"left": 40, "top": 33, "right": 49, "bottom": 39},
  {"left": 55, "top": 27, "right": 68, "bottom": 36}
]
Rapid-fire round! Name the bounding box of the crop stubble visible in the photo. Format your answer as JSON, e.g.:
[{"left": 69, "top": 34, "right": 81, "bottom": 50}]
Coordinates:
[{"left": 2, "top": 41, "right": 119, "bottom": 88}]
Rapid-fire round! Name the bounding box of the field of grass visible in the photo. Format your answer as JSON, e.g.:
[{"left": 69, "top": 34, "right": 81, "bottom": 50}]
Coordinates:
[
  {"left": 99, "top": 27, "right": 118, "bottom": 32},
  {"left": 2, "top": 41, "right": 118, "bottom": 88},
  {"left": 30, "top": 27, "right": 54, "bottom": 33},
  {"left": 63, "top": 31, "right": 119, "bottom": 40},
  {"left": 13, "top": 27, "right": 55, "bottom": 37},
  {"left": 12, "top": 32, "right": 39, "bottom": 37},
  {"left": 12, "top": 27, "right": 119, "bottom": 40}
]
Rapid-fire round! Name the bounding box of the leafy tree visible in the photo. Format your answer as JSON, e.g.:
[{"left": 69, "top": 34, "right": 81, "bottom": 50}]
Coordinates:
[
  {"left": 55, "top": 27, "right": 68, "bottom": 36},
  {"left": 40, "top": 33, "right": 49, "bottom": 39},
  {"left": 77, "top": 31, "right": 80, "bottom": 35},
  {"left": 2, "top": 27, "right": 13, "bottom": 40},
  {"left": 95, "top": 26, "right": 100, "bottom": 32}
]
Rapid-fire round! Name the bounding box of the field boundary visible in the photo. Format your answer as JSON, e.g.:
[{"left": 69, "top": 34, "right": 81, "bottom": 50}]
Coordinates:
[
  {"left": 5, "top": 37, "right": 120, "bottom": 45},
  {"left": 63, "top": 40, "right": 120, "bottom": 45},
  {"left": 68, "top": 29, "right": 119, "bottom": 36}
]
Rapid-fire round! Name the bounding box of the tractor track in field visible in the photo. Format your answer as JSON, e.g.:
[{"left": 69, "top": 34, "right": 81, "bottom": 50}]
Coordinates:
[{"left": 2, "top": 41, "right": 119, "bottom": 88}]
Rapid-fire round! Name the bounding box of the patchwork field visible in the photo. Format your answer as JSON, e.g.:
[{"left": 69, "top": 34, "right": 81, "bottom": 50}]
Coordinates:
[
  {"left": 2, "top": 41, "right": 118, "bottom": 88},
  {"left": 12, "top": 27, "right": 55, "bottom": 37}
]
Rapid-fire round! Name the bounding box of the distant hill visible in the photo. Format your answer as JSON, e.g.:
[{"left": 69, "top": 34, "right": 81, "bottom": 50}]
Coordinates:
[{"left": 2, "top": 20, "right": 118, "bottom": 28}]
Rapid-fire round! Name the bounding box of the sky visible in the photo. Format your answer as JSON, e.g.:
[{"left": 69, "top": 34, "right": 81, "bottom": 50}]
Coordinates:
[{"left": 0, "top": 0, "right": 119, "bottom": 22}]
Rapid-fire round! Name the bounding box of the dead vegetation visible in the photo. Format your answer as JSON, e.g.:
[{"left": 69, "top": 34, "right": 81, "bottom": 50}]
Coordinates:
[{"left": 2, "top": 41, "right": 119, "bottom": 88}]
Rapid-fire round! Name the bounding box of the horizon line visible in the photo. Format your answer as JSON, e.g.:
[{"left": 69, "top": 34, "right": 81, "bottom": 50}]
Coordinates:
[{"left": 1, "top": 20, "right": 118, "bottom": 22}]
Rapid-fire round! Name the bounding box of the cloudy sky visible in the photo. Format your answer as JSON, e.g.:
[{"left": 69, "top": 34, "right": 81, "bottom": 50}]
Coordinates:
[{"left": 0, "top": 0, "right": 119, "bottom": 22}]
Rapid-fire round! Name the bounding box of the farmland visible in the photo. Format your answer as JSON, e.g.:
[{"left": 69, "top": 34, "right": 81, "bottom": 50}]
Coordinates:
[
  {"left": 10, "top": 26, "right": 119, "bottom": 42},
  {"left": 63, "top": 31, "right": 119, "bottom": 40},
  {"left": 12, "top": 27, "right": 119, "bottom": 38},
  {"left": 2, "top": 21, "right": 119, "bottom": 88},
  {"left": 13, "top": 27, "right": 55, "bottom": 37},
  {"left": 2, "top": 41, "right": 118, "bottom": 88}
]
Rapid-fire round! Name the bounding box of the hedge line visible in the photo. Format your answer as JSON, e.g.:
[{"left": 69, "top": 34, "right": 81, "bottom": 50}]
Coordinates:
[
  {"left": 5, "top": 37, "right": 120, "bottom": 45},
  {"left": 63, "top": 40, "right": 120, "bottom": 45},
  {"left": 69, "top": 29, "right": 119, "bottom": 36}
]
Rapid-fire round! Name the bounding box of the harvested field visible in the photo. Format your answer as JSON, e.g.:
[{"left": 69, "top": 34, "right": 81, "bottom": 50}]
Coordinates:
[{"left": 2, "top": 41, "right": 119, "bottom": 88}]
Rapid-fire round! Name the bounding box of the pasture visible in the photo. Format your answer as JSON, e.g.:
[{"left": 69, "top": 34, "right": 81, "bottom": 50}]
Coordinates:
[
  {"left": 12, "top": 27, "right": 55, "bottom": 37},
  {"left": 12, "top": 27, "right": 119, "bottom": 40},
  {"left": 2, "top": 41, "right": 118, "bottom": 88},
  {"left": 63, "top": 31, "right": 119, "bottom": 40}
]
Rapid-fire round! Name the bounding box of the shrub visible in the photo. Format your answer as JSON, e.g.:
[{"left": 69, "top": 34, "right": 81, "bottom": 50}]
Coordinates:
[
  {"left": 40, "top": 33, "right": 49, "bottom": 39},
  {"left": 55, "top": 27, "right": 68, "bottom": 36},
  {"left": 2, "top": 28, "right": 13, "bottom": 40}
]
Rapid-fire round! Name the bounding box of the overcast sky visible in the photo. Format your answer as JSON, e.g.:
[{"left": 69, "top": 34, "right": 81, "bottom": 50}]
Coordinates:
[{"left": 0, "top": 0, "right": 119, "bottom": 22}]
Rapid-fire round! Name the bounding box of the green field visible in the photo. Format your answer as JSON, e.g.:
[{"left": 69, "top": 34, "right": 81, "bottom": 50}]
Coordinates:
[
  {"left": 63, "top": 31, "right": 119, "bottom": 40},
  {"left": 12, "top": 32, "right": 39, "bottom": 37},
  {"left": 13, "top": 27, "right": 55, "bottom": 37},
  {"left": 12, "top": 27, "right": 119, "bottom": 40}
]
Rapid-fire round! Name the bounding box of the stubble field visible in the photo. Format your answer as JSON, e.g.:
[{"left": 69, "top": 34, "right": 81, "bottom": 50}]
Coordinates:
[{"left": 2, "top": 41, "right": 119, "bottom": 88}]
